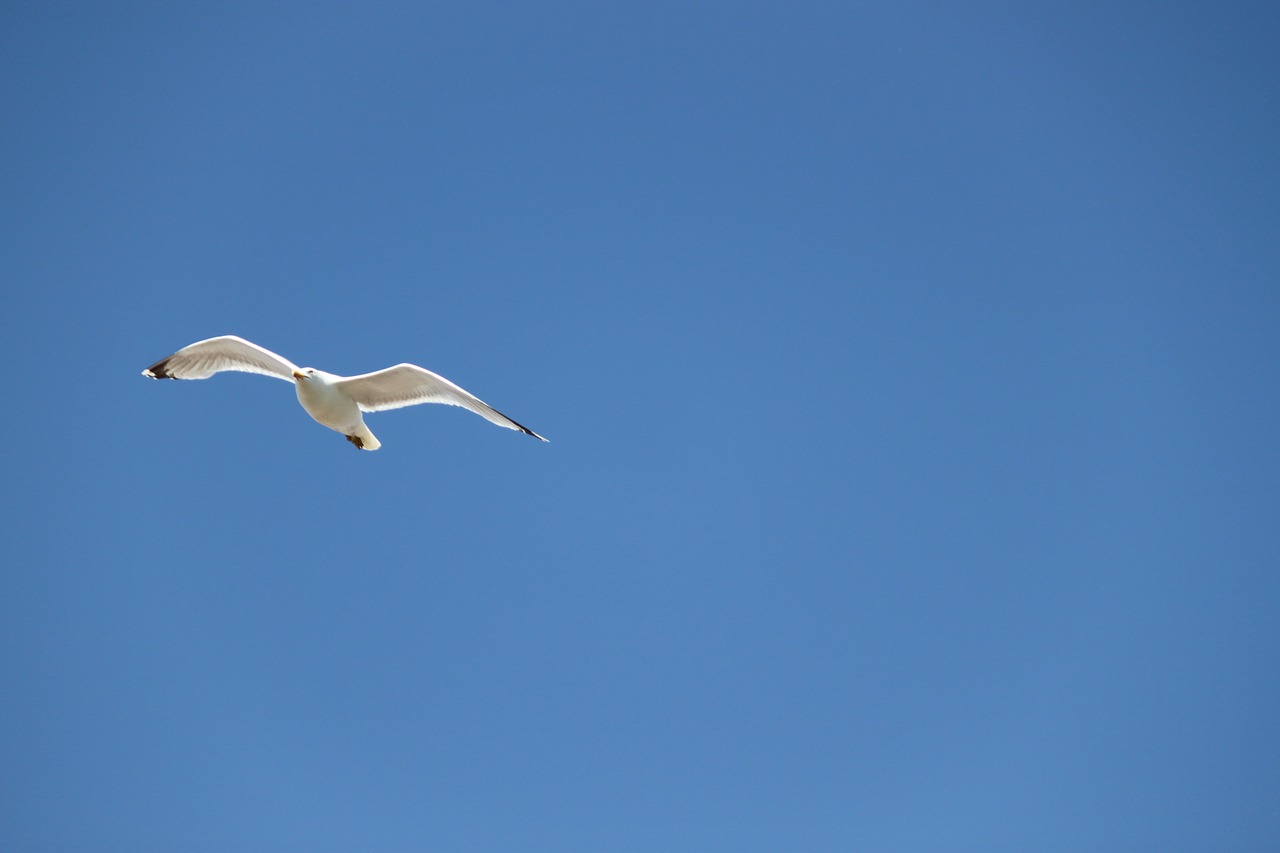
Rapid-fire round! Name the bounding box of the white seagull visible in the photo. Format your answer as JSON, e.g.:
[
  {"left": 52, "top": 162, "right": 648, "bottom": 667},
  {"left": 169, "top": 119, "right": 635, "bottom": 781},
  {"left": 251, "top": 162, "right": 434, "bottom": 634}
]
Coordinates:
[{"left": 142, "top": 335, "right": 547, "bottom": 450}]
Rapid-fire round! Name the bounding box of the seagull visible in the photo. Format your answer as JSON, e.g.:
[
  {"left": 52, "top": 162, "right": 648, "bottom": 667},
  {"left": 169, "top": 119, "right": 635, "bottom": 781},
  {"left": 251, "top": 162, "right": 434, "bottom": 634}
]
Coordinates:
[{"left": 142, "top": 335, "right": 547, "bottom": 450}]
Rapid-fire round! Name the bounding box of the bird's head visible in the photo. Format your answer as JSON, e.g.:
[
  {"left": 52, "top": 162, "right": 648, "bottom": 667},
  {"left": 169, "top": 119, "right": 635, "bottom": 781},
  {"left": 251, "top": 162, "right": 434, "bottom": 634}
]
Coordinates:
[{"left": 293, "top": 367, "right": 317, "bottom": 382}]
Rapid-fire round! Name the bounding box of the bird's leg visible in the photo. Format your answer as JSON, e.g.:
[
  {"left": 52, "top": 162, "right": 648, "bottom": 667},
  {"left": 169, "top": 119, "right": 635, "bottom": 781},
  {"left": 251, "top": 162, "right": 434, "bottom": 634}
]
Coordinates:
[{"left": 346, "top": 434, "right": 364, "bottom": 449}]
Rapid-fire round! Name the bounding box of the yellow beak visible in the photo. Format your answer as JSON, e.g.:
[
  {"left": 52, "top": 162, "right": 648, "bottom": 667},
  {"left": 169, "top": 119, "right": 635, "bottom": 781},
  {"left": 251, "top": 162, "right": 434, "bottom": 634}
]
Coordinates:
[{"left": 293, "top": 371, "right": 305, "bottom": 381}]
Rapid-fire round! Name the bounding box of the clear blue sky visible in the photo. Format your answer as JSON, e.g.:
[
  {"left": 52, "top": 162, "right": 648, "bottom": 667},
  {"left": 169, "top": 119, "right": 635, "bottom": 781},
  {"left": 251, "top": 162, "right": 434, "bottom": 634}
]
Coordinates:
[{"left": 3, "top": 2, "right": 1278, "bottom": 850}]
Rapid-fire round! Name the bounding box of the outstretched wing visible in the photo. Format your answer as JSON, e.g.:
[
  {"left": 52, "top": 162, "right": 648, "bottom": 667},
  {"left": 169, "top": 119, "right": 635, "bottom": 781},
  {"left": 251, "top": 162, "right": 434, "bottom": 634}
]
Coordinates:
[
  {"left": 142, "top": 335, "right": 299, "bottom": 382},
  {"left": 335, "top": 363, "right": 547, "bottom": 441}
]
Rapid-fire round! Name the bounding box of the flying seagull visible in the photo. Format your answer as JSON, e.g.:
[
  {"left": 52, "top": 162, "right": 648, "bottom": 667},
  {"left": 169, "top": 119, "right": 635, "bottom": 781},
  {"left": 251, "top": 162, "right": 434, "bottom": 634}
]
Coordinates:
[{"left": 142, "top": 335, "right": 547, "bottom": 450}]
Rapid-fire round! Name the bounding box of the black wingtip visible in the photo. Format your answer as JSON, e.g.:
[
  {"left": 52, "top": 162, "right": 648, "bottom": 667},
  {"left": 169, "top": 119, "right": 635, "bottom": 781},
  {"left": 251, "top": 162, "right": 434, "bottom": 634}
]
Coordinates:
[
  {"left": 517, "top": 423, "right": 549, "bottom": 442},
  {"left": 486, "top": 401, "right": 547, "bottom": 441},
  {"left": 142, "top": 357, "right": 177, "bottom": 379}
]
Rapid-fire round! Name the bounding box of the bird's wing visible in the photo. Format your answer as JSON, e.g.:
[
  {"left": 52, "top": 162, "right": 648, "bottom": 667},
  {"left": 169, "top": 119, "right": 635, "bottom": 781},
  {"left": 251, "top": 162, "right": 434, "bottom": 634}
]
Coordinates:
[
  {"left": 142, "top": 335, "right": 299, "bottom": 382},
  {"left": 336, "top": 364, "right": 547, "bottom": 441}
]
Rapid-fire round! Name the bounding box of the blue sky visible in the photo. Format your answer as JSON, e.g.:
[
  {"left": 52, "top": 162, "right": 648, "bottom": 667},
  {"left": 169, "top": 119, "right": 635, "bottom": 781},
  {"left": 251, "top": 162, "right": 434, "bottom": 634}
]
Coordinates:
[{"left": 2, "top": 2, "right": 1278, "bottom": 849}]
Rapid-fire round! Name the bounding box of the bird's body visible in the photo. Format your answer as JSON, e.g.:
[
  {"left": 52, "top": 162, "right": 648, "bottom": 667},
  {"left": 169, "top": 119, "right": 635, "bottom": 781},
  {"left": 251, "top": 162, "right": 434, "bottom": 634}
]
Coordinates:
[
  {"left": 293, "top": 369, "right": 382, "bottom": 449},
  {"left": 142, "top": 335, "right": 546, "bottom": 450}
]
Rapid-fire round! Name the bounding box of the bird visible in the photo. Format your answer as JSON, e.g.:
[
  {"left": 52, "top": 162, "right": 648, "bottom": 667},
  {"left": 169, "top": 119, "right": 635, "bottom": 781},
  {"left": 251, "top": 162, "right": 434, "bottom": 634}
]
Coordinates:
[{"left": 142, "top": 335, "right": 547, "bottom": 450}]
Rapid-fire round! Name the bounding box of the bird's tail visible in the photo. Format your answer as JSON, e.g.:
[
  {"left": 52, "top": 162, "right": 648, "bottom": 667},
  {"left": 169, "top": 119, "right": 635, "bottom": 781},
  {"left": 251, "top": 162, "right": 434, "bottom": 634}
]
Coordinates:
[{"left": 346, "top": 426, "right": 381, "bottom": 451}]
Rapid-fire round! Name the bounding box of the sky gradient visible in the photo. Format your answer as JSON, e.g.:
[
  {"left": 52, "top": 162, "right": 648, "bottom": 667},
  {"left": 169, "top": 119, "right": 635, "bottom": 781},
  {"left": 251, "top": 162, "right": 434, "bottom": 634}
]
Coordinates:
[{"left": 2, "top": 2, "right": 1279, "bottom": 850}]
